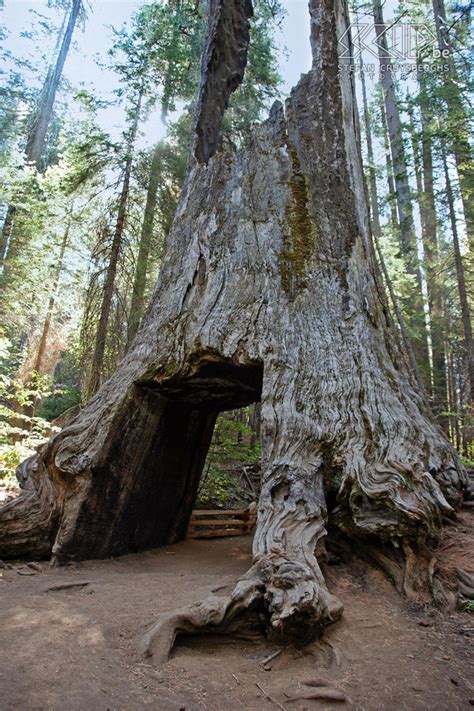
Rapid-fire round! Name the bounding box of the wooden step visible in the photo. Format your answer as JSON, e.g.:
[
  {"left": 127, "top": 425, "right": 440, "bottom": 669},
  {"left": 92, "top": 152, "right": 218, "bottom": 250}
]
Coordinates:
[
  {"left": 188, "top": 527, "right": 249, "bottom": 539},
  {"left": 187, "top": 505, "right": 256, "bottom": 539}
]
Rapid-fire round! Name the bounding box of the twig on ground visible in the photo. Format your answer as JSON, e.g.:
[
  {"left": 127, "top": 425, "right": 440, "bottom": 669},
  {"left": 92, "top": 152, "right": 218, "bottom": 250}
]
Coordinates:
[
  {"left": 287, "top": 688, "right": 347, "bottom": 702},
  {"left": 255, "top": 682, "right": 287, "bottom": 711},
  {"left": 261, "top": 649, "right": 282, "bottom": 668},
  {"left": 43, "top": 580, "right": 91, "bottom": 592}
]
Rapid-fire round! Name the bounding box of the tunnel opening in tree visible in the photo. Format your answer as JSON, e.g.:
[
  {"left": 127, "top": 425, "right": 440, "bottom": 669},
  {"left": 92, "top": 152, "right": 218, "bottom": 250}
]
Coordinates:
[
  {"left": 90, "top": 356, "right": 264, "bottom": 556},
  {"left": 195, "top": 403, "right": 262, "bottom": 513}
]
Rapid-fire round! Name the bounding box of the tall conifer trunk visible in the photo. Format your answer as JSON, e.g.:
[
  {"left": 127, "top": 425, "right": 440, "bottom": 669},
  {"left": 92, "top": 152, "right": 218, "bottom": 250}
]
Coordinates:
[
  {"left": 440, "top": 146, "right": 474, "bottom": 402},
  {"left": 127, "top": 144, "right": 162, "bottom": 344},
  {"left": 378, "top": 93, "right": 399, "bottom": 228},
  {"left": 25, "top": 0, "right": 82, "bottom": 168},
  {"left": 355, "top": 17, "right": 421, "bottom": 386},
  {"left": 432, "top": 0, "right": 473, "bottom": 245},
  {"left": 0, "top": 0, "right": 82, "bottom": 270},
  {"left": 87, "top": 89, "right": 143, "bottom": 396},
  {"left": 371, "top": 0, "right": 430, "bottom": 381},
  {"left": 33, "top": 208, "right": 73, "bottom": 374},
  {"left": 408, "top": 100, "right": 447, "bottom": 425}
]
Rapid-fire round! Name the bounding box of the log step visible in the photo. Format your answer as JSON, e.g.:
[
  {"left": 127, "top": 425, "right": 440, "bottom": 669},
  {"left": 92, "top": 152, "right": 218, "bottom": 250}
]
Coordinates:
[
  {"left": 189, "top": 518, "right": 252, "bottom": 527},
  {"left": 187, "top": 506, "right": 256, "bottom": 539},
  {"left": 188, "top": 527, "right": 250, "bottom": 539},
  {"left": 191, "top": 509, "right": 250, "bottom": 517}
]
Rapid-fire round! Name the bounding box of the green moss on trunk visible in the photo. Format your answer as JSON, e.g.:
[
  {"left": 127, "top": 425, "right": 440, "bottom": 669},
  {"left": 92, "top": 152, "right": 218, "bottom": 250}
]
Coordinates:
[{"left": 279, "top": 144, "right": 316, "bottom": 297}]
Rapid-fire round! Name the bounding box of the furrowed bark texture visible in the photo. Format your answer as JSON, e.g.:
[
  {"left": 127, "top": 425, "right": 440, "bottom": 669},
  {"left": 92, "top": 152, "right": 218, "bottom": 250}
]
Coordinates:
[{"left": 0, "top": 0, "right": 466, "bottom": 652}]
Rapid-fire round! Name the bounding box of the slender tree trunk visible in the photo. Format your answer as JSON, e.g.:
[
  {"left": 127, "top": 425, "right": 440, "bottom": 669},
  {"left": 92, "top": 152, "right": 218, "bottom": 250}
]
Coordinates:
[
  {"left": 128, "top": 144, "right": 162, "bottom": 345},
  {"left": 0, "top": 0, "right": 81, "bottom": 273},
  {"left": 250, "top": 402, "right": 261, "bottom": 448},
  {"left": 357, "top": 31, "right": 421, "bottom": 386},
  {"left": 0, "top": 205, "right": 15, "bottom": 275},
  {"left": 432, "top": 0, "right": 473, "bottom": 244},
  {"left": 447, "top": 349, "right": 460, "bottom": 449},
  {"left": 378, "top": 94, "right": 398, "bottom": 228},
  {"left": 26, "top": 0, "right": 82, "bottom": 168},
  {"left": 372, "top": 0, "right": 430, "bottom": 382},
  {"left": 32, "top": 208, "right": 73, "bottom": 374},
  {"left": 371, "top": 1, "right": 413, "bottom": 252},
  {"left": 441, "top": 146, "right": 474, "bottom": 402},
  {"left": 0, "top": 0, "right": 465, "bottom": 660},
  {"left": 419, "top": 99, "right": 448, "bottom": 418},
  {"left": 87, "top": 91, "right": 143, "bottom": 396},
  {"left": 407, "top": 101, "right": 447, "bottom": 424}
]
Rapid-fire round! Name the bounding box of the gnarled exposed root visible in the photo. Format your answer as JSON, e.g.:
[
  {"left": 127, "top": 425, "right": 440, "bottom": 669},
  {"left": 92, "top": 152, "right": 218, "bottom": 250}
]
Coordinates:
[
  {"left": 457, "top": 569, "right": 474, "bottom": 600},
  {"left": 140, "top": 554, "right": 343, "bottom": 666},
  {"left": 140, "top": 570, "right": 265, "bottom": 666},
  {"left": 361, "top": 537, "right": 458, "bottom": 611}
]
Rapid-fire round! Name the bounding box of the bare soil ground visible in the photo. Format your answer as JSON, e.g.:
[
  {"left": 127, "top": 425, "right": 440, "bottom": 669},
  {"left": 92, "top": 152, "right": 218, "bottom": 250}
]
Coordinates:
[{"left": 1, "top": 511, "right": 473, "bottom": 711}]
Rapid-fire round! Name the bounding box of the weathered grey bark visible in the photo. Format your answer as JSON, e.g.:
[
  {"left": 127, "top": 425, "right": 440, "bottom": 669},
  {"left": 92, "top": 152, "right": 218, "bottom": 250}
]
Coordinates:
[
  {"left": 407, "top": 100, "right": 447, "bottom": 423},
  {"left": 441, "top": 146, "right": 474, "bottom": 402},
  {"left": 0, "top": 0, "right": 466, "bottom": 656},
  {"left": 128, "top": 144, "right": 162, "bottom": 344},
  {"left": 432, "top": 0, "right": 473, "bottom": 245},
  {"left": 32, "top": 208, "right": 73, "bottom": 374},
  {"left": 372, "top": 0, "right": 430, "bottom": 380},
  {"left": 87, "top": 89, "right": 143, "bottom": 396},
  {"left": 194, "top": 0, "right": 253, "bottom": 162}
]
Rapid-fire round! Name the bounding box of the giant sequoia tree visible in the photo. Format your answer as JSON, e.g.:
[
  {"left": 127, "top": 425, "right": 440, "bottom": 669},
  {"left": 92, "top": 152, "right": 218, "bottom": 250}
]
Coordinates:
[{"left": 0, "top": 0, "right": 466, "bottom": 658}]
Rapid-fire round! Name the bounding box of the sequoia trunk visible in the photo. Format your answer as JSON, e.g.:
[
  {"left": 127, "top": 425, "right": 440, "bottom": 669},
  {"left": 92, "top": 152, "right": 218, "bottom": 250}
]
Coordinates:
[{"left": 0, "top": 0, "right": 465, "bottom": 656}]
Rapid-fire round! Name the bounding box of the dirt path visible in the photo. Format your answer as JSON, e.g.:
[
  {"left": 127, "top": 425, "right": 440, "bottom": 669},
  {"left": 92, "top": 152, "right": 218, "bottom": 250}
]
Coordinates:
[{"left": 1, "top": 514, "right": 473, "bottom": 710}]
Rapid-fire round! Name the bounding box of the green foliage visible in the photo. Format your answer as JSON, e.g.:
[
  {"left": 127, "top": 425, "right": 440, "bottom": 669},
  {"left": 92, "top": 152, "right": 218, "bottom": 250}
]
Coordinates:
[
  {"left": 197, "top": 408, "right": 261, "bottom": 509},
  {"left": 0, "top": 372, "right": 58, "bottom": 483},
  {"left": 37, "top": 385, "right": 80, "bottom": 420}
]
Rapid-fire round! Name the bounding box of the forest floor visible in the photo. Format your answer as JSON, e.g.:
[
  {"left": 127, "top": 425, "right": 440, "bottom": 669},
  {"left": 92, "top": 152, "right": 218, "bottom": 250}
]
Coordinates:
[{"left": 0, "top": 510, "right": 473, "bottom": 711}]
